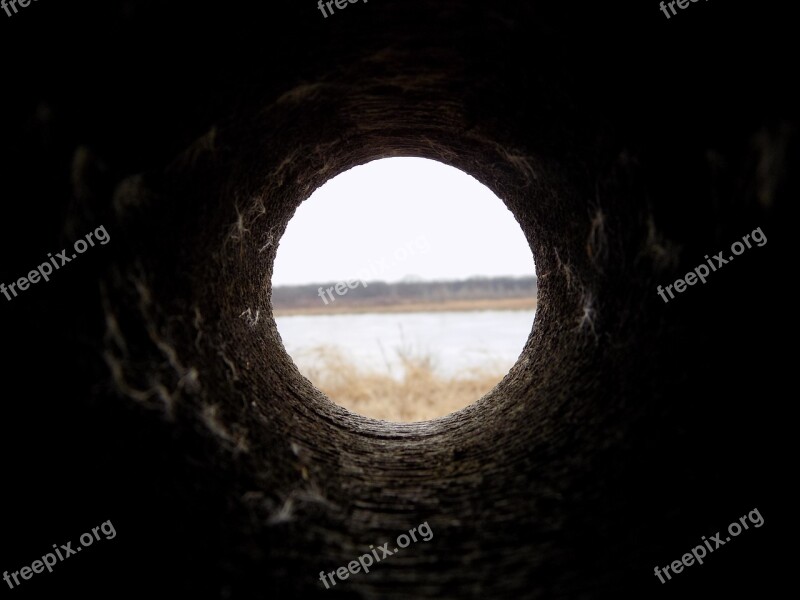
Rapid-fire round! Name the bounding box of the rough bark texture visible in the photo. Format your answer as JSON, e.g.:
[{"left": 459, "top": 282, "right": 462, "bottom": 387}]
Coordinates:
[{"left": 0, "top": 1, "right": 794, "bottom": 599}]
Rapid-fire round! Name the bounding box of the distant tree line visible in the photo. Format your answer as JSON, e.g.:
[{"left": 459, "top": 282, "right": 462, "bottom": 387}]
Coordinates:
[{"left": 272, "top": 276, "right": 538, "bottom": 309}]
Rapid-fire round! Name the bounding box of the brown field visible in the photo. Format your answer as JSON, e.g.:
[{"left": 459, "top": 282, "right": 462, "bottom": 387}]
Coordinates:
[
  {"left": 274, "top": 296, "right": 537, "bottom": 317},
  {"left": 295, "top": 346, "right": 506, "bottom": 422}
]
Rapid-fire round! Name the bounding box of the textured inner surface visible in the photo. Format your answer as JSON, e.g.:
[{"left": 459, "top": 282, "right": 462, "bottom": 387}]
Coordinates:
[{"left": 1, "top": 1, "right": 794, "bottom": 598}]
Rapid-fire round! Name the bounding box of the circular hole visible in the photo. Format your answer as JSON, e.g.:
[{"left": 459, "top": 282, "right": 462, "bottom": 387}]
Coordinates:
[{"left": 272, "top": 157, "right": 536, "bottom": 422}]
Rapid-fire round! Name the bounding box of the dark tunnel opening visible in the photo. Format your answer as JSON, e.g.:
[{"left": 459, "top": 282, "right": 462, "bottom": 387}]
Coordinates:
[{"left": 0, "top": 1, "right": 795, "bottom": 599}]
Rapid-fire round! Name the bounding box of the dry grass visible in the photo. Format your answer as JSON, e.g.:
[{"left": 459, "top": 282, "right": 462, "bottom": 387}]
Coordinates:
[
  {"left": 273, "top": 296, "right": 537, "bottom": 316},
  {"left": 295, "top": 346, "right": 505, "bottom": 422}
]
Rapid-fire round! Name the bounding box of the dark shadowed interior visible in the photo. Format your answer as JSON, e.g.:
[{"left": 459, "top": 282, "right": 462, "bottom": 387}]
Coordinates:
[{"left": 0, "top": 1, "right": 794, "bottom": 598}]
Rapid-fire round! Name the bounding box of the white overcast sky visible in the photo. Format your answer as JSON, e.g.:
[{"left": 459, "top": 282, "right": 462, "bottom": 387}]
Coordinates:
[{"left": 272, "top": 157, "right": 535, "bottom": 286}]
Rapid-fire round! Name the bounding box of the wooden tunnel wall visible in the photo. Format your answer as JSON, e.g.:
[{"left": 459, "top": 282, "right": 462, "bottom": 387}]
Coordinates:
[{"left": 0, "top": 1, "right": 794, "bottom": 598}]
